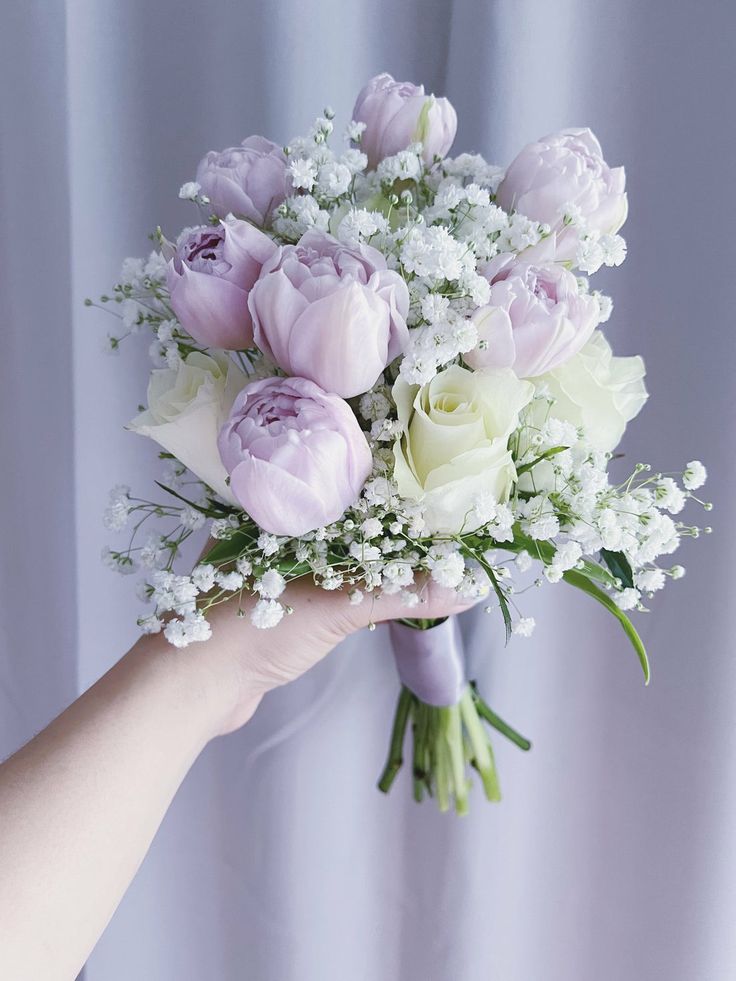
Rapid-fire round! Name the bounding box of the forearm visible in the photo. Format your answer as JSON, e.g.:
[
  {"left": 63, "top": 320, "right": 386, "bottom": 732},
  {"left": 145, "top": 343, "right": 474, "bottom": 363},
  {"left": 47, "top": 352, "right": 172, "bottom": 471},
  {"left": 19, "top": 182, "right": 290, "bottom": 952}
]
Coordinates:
[{"left": 0, "top": 634, "right": 246, "bottom": 981}]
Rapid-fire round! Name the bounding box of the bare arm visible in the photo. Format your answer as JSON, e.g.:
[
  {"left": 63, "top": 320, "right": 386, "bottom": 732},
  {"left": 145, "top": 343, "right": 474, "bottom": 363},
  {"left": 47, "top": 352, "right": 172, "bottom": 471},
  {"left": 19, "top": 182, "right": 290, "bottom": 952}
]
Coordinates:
[{"left": 0, "top": 580, "right": 470, "bottom": 980}]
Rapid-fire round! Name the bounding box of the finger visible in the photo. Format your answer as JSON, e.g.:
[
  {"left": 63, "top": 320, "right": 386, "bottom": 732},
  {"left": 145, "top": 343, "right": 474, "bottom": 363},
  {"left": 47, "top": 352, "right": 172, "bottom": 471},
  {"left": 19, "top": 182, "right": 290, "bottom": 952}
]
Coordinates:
[{"left": 345, "top": 577, "right": 486, "bottom": 631}]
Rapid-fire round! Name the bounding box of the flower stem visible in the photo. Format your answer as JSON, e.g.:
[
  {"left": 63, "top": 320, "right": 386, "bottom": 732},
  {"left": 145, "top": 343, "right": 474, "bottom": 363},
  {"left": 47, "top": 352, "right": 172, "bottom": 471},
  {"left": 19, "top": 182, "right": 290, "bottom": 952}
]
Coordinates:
[
  {"left": 470, "top": 682, "right": 532, "bottom": 751},
  {"left": 445, "top": 703, "right": 470, "bottom": 814},
  {"left": 460, "top": 688, "right": 501, "bottom": 802},
  {"left": 377, "top": 687, "right": 412, "bottom": 794}
]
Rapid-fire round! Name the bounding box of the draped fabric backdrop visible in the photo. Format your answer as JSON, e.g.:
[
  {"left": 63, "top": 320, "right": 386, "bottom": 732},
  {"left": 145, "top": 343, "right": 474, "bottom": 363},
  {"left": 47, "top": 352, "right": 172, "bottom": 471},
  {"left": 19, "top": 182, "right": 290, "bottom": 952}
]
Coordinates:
[{"left": 1, "top": 2, "right": 734, "bottom": 979}]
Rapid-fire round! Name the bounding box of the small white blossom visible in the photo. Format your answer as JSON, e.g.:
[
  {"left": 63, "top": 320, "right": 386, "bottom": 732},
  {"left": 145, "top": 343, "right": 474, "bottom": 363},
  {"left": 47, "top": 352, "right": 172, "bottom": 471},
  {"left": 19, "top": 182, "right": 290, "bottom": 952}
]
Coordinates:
[
  {"left": 257, "top": 533, "right": 280, "bottom": 556},
  {"left": 515, "top": 550, "right": 533, "bottom": 573},
  {"left": 358, "top": 389, "right": 391, "bottom": 422},
  {"left": 191, "top": 564, "right": 216, "bottom": 592},
  {"left": 211, "top": 516, "right": 239, "bottom": 539},
  {"left": 635, "top": 568, "right": 666, "bottom": 593},
  {"left": 103, "top": 485, "right": 132, "bottom": 531},
  {"left": 178, "top": 181, "right": 201, "bottom": 201},
  {"left": 512, "top": 617, "right": 536, "bottom": 638},
  {"left": 250, "top": 599, "right": 285, "bottom": 629},
  {"left": 346, "top": 119, "right": 367, "bottom": 142},
  {"left": 361, "top": 517, "right": 383, "bottom": 539},
  {"left": 683, "top": 461, "right": 707, "bottom": 490},
  {"left": 215, "top": 570, "right": 244, "bottom": 591},
  {"left": 255, "top": 569, "right": 286, "bottom": 599},
  {"left": 151, "top": 571, "right": 197, "bottom": 614},
  {"left": 289, "top": 157, "right": 318, "bottom": 191},
  {"left": 236, "top": 556, "right": 253, "bottom": 577},
  {"left": 138, "top": 613, "right": 163, "bottom": 635},
  {"left": 140, "top": 534, "right": 169, "bottom": 570},
  {"left": 427, "top": 545, "right": 465, "bottom": 589},
  {"left": 655, "top": 477, "right": 686, "bottom": 514},
  {"left": 164, "top": 611, "right": 212, "bottom": 648},
  {"left": 615, "top": 587, "right": 640, "bottom": 611}
]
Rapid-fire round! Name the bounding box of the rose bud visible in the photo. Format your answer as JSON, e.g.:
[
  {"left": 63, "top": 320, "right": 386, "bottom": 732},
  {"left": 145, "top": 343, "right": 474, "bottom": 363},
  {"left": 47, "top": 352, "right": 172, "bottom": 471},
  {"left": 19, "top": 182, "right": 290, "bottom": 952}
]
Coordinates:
[
  {"left": 218, "top": 376, "right": 373, "bottom": 537},
  {"left": 167, "top": 217, "right": 276, "bottom": 350},
  {"left": 464, "top": 253, "right": 600, "bottom": 378},
  {"left": 496, "top": 128, "right": 628, "bottom": 252},
  {"left": 248, "top": 229, "right": 409, "bottom": 398},
  {"left": 351, "top": 73, "right": 457, "bottom": 169},
  {"left": 196, "top": 135, "right": 291, "bottom": 226},
  {"left": 392, "top": 365, "right": 534, "bottom": 535}
]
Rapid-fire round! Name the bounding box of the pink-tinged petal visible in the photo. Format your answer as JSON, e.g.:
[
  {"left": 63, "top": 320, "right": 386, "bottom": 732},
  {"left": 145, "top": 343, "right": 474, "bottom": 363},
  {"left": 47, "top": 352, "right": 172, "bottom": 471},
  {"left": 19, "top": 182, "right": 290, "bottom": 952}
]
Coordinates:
[
  {"left": 288, "top": 283, "right": 389, "bottom": 397},
  {"left": 464, "top": 306, "right": 516, "bottom": 371},
  {"left": 249, "top": 268, "right": 309, "bottom": 369},
  {"left": 221, "top": 219, "right": 276, "bottom": 286},
  {"left": 229, "top": 457, "right": 332, "bottom": 536},
  {"left": 170, "top": 262, "right": 252, "bottom": 350}
]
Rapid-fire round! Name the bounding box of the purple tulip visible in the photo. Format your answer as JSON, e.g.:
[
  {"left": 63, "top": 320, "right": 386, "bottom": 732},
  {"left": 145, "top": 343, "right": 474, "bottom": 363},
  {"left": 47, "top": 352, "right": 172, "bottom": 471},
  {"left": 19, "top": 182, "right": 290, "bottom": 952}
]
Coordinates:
[
  {"left": 218, "top": 376, "right": 373, "bottom": 536},
  {"left": 167, "top": 218, "right": 276, "bottom": 350},
  {"left": 352, "top": 73, "right": 457, "bottom": 169},
  {"left": 496, "top": 128, "right": 628, "bottom": 248},
  {"left": 248, "top": 230, "right": 410, "bottom": 398},
  {"left": 465, "top": 253, "right": 600, "bottom": 378},
  {"left": 196, "top": 135, "right": 291, "bottom": 226}
]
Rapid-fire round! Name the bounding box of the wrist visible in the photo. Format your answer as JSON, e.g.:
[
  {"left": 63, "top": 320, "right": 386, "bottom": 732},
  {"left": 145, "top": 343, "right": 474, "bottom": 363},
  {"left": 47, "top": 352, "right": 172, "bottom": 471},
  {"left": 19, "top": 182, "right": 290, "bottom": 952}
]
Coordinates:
[{"left": 129, "top": 631, "right": 261, "bottom": 743}]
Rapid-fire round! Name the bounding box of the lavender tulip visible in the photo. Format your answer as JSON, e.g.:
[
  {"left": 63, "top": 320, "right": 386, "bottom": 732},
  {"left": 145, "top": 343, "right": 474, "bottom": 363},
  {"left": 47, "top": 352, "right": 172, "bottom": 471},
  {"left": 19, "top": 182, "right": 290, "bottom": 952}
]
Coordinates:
[
  {"left": 352, "top": 73, "right": 457, "bottom": 169},
  {"left": 196, "top": 135, "right": 291, "bottom": 226},
  {"left": 464, "top": 253, "right": 600, "bottom": 378},
  {"left": 248, "top": 230, "right": 409, "bottom": 398},
  {"left": 496, "top": 128, "right": 628, "bottom": 244},
  {"left": 218, "top": 376, "right": 373, "bottom": 537},
  {"left": 167, "top": 218, "right": 276, "bottom": 350}
]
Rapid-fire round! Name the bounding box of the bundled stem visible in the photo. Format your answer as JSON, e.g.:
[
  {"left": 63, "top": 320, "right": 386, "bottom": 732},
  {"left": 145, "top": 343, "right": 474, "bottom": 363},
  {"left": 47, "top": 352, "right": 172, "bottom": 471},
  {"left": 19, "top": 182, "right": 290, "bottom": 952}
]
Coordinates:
[{"left": 377, "top": 683, "right": 530, "bottom": 813}]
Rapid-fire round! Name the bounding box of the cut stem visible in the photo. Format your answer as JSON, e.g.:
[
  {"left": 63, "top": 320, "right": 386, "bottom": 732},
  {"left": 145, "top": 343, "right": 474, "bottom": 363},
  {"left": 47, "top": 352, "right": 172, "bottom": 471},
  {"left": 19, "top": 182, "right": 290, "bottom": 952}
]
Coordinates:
[
  {"left": 377, "top": 687, "right": 412, "bottom": 793},
  {"left": 470, "top": 683, "right": 532, "bottom": 751},
  {"left": 460, "top": 688, "right": 501, "bottom": 802}
]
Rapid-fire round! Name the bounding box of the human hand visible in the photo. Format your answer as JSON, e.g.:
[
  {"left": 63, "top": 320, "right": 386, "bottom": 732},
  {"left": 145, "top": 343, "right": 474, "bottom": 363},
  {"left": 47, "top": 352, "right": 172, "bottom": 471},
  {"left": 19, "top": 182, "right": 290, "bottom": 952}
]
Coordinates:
[{"left": 155, "top": 574, "right": 480, "bottom": 738}]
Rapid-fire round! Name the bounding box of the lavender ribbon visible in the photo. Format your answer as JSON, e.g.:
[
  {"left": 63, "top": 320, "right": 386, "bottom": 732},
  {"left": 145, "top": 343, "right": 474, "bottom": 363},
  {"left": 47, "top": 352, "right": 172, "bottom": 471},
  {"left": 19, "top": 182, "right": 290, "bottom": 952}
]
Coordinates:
[{"left": 388, "top": 616, "right": 467, "bottom": 707}]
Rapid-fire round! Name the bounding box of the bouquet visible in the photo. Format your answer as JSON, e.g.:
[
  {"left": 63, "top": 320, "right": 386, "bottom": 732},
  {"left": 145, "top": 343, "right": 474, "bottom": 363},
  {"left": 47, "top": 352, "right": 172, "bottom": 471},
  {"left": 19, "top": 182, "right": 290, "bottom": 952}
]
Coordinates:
[{"left": 94, "top": 73, "right": 710, "bottom": 813}]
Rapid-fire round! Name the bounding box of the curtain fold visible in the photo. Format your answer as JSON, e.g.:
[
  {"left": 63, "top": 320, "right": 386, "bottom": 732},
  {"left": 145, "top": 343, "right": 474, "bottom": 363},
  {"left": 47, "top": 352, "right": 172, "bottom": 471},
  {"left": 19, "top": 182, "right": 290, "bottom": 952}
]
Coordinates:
[{"left": 1, "top": 2, "right": 734, "bottom": 979}]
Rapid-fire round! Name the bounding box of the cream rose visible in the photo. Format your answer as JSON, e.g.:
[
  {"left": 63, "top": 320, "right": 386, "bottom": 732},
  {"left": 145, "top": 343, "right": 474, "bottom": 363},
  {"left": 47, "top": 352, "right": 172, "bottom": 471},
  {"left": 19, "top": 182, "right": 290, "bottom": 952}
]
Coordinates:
[
  {"left": 533, "top": 331, "right": 647, "bottom": 452},
  {"left": 128, "top": 352, "right": 246, "bottom": 504},
  {"left": 392, "top": 365, "right": 534, "bottom": 534}
]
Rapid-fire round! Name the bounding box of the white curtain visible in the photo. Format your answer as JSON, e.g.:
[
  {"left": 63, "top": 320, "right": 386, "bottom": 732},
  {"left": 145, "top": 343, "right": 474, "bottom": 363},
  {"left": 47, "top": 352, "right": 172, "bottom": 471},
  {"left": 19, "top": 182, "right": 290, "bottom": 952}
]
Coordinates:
[{"left": 2, "top": 2, "right": 734, "bottom": 978}]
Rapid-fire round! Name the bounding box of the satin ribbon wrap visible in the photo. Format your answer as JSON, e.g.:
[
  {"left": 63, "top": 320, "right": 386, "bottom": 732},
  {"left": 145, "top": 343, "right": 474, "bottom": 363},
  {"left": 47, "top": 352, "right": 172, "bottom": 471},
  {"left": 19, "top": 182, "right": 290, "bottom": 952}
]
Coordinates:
[{"left": 388, "top": 616, "right": 467, "bottom": 707}]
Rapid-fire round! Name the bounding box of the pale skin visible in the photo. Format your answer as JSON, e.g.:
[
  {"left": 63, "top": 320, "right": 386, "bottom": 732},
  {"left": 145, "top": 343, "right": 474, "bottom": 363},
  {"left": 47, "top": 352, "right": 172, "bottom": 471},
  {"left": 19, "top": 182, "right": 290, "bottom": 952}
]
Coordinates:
[{"left": 0, "top": 578, "right": 472, "bottom": 981}]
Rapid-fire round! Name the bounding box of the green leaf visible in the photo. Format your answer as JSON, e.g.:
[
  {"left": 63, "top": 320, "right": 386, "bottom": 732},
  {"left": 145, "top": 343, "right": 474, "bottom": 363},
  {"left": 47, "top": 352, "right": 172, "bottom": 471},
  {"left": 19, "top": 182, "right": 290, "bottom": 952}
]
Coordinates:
[
  {"left": 600, "top": 549, "right": 635, "bottom": 589},
  {"left": 154, "top": 481, "right": 231, "bottom": 516},
  {"left": 562, "top": 569, "right": 650, "bottom": 684},
  {"left": 515, "top": 445, "right": 570, "bottom": 478},
  {"left": 484, "top": 564, "right": 512, "bottom": 643},
  {"left": 489, "top": 528, "right": 619, "bottom": 590},
  {"left": 202, "top": 528, "right": 256, "bottom": 566}
]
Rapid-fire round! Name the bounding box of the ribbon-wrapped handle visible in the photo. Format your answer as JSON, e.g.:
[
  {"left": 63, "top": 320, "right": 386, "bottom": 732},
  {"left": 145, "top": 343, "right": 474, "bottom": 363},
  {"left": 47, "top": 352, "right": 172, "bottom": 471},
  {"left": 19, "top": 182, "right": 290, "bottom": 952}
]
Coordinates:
[{"left": 388, "top": 616, "right": 467, "bottom": 707}]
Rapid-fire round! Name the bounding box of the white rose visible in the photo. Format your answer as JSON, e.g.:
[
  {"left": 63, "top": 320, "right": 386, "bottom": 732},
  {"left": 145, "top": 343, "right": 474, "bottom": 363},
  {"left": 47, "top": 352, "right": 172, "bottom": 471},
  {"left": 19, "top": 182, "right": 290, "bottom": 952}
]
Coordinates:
[
  {"left": 392, "top": 364, "right": 534, "bottom": 534},
  {"left": 534, "top": 331, "right": 647, "bottom": 452},
  {"left": 128, "top": 352, "right": 246, "bottom": 504}
]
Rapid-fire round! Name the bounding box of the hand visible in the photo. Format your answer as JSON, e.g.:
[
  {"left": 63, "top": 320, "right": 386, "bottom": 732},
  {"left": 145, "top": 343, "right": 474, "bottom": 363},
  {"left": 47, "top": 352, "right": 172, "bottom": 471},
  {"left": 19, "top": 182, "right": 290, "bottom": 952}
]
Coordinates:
[{"left": 165, "top": 574, "right": 480, "bottom": 737}]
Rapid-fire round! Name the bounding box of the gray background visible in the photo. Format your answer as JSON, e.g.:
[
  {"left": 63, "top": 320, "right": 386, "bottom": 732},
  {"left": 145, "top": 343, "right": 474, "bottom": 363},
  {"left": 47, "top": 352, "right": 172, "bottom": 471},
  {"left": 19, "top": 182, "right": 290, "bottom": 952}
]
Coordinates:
[{"left": 1, "top": 1, "right": 734, "bottom": 979}]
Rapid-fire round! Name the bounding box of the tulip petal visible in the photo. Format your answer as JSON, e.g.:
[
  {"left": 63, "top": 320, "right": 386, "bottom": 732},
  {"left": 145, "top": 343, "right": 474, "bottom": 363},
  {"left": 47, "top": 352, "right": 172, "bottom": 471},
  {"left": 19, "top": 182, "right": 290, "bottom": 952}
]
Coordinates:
[
  {"left": 288, "top": 282, "right": 389, "bottom": 397},
  {"left": 229, "top": 456, "right": 333, "bottom": 537},
  {"left": 170, "top": 263, "right": 253, "bottom": 350},
  {"left": 250, "top": 268, "right": 309, "bottom": 369}
]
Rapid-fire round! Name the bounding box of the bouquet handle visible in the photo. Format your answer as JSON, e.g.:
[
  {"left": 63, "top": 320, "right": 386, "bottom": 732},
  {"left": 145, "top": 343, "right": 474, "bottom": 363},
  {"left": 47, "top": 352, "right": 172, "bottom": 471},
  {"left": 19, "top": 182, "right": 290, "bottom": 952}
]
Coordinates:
[{"left": 379, "top": 615, "right": 531, "bottom": 813}]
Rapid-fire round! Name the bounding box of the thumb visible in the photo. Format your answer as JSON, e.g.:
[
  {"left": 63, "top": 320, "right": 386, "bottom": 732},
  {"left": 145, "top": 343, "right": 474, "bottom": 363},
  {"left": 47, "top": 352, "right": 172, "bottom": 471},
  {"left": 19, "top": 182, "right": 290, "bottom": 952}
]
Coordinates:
[{"left": 345, "top": 577, "right": 485, "bottom": 632}]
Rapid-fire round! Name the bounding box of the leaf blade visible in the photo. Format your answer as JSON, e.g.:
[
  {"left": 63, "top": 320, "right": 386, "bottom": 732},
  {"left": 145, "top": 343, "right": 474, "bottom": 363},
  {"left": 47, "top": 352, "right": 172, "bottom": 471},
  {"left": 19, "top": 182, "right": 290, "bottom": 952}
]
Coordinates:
[{"left": 563, "top": 569, "right": 650, "bottom": 684}]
